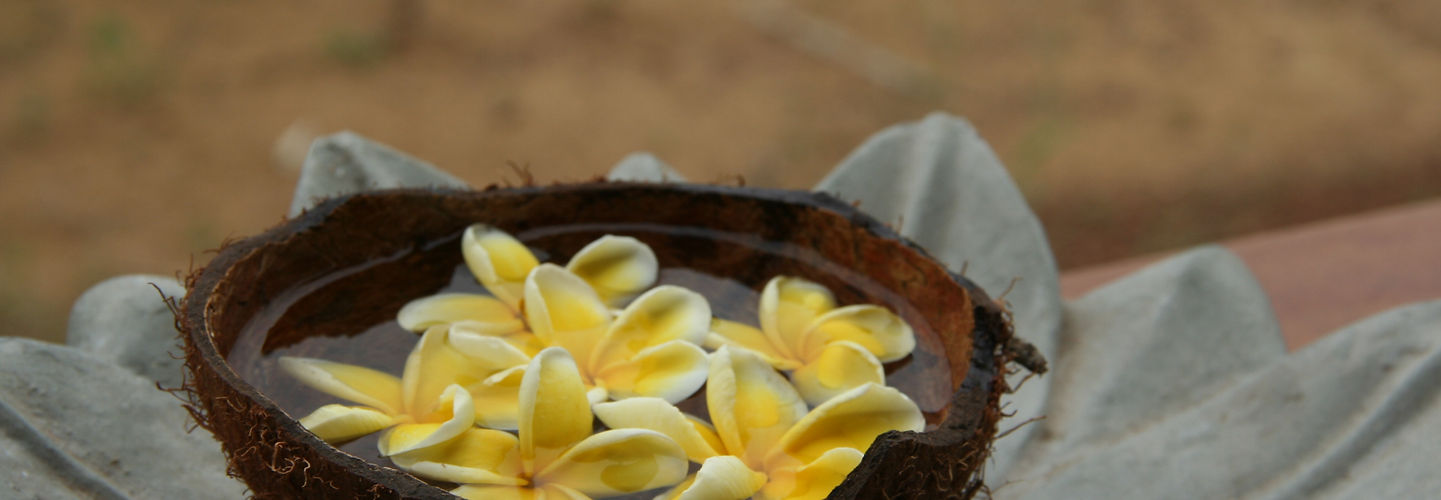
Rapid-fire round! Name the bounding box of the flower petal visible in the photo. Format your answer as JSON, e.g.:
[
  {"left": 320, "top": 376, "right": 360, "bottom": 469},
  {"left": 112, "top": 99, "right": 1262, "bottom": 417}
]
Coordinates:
[
  {"left": 676, "top": 455, "right": 769, "bottom": 500},
  {"left": 536, "top": 429, "right": 688, "bottom": 497},
  {"left": 501, "top": 331, "right": 549, "bottom": 358},
  {"left": 519, "top": 347, "right": 593, "bottom": 475},
  {"left": 391, "top": 427, "right": 525, "bottom": 485},
  {"left": 539, "top": 484, "right": 591, "bottom": 500},
  {"left": 759, "top": 447, "right": 863, "bottom": 500},
  {"left": 565, "top": 234, "right": 659, "bottom": 307},
  {"left": 523, "top": 264, "right": 612, "bottom": 369},
  {"left": 449, "top": 484, "right": 592, "bottom": 500},
  {"left": 593, "top": 397, "right": 720, "bottom": 462},
  {"left": 449, "top": 326, "right": 534, "bottom": 372},
  {"left": 380, "top": 384, "right": 477, "bottom": 456},
  {"left": 760, "top": 277, "right": 836, "bottom": 358},
  {"left": 402, "top": 326, "right": 498, "bottom": 418},
  {"left": 470, "top": 365, "right": 526, "bottom": 430},
  {"left": 705, "top": 319, "right": 799, "bottom": 370},
  {"left": 800, "top": 305, "right": 915, "bottom": 363},
  {"left": 654, "top": 475, "right": 695, "bottom": 500},
  {"left": 788, "top": 341, "right": 885, "bottom": 407},
  {"left": 296, "top": 404, "right": 396, "bottom": 443},
  {"left": 707, "top": 347, "right": 808, "bottom": 469},
  {"left": 687, "top": 416, "right": 726, "bottom": 461},
  {"left": 768, "top": 383, "right": 922, "bottom": 467},
  {"left": 450, "top": 485, "right": 536, "bottom": 500},
  {"left": 463, "top": 224, "right": 540, "bottom": 309},
  {"left": 594, "top": 340, "right": 708, "bottom": 404},
  {"left": 278, "top": 356, "right": 403, "bottom": 415},
  {"left": 397, "top": 293, "right": 525, "bottom": 333},
  {"left": 591, "top": 286, "right": 710, "bottom": 371},
  {"left": 586, "top": 386, "right": 609, "bottom": 406}
]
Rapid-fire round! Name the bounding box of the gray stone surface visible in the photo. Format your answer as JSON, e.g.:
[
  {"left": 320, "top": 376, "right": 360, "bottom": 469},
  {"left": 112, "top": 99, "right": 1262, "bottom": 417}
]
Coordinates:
[
  {"left": 1041, "top": 246, "right": 1285, "bottom": 447},
  {"left": 606, "top": 152, "right": 686, "bottom": 182},
  {"left": 21, "top": 117, "right": 1436, "bottom": 498},
  {"left": 0, "top": 338, "right": 246, "bottom": 499},
  {"left": 1004, "top": 246, "right": 1286, "bottom": 493},
  {"left": 812, "top": 114, "right": 1441, "bottom": 497},
  {"left": 1003, "top": 295, "right": 1441, "bottom": 499},
  {"left": 65, "top": 275, "right": 188, "bottom": 388},
  {"left": 814, "top": 112, "right": 1064, "bottom": 480},
  {"left": 288, "top": 131, "right": 468, "bottom": 217}
]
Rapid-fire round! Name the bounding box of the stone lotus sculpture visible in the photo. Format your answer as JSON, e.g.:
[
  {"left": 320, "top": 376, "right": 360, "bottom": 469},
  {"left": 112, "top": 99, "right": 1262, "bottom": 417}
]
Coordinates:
[{"left": 11, "top": 113, "right": 1439, "bottom": 499}]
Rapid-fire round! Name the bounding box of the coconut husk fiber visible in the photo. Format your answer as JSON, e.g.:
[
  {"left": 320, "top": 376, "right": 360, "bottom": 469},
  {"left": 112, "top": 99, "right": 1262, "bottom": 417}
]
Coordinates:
[{"left": 180, "top": 183, "right": 1016, "bottom": 499}]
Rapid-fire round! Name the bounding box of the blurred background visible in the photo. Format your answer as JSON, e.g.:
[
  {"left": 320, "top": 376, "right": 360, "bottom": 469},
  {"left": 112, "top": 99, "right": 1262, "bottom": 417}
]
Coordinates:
[{"left": 3, "top": 0, "right": 1440, "bottom": 343}]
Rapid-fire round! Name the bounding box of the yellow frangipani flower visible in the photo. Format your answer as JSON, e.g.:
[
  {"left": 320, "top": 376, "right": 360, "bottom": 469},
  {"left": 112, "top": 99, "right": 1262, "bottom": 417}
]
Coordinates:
[
  {"left": 396, "top": 225, "right": 660, "bottom": 334},
  {"left": 390, "top": 347, "right": 690, "bottom": 500},
  {"left": 593, "top": 346, "right": 924, "bottom": 500},
  {"left": 397, "top": 227, "right": 704, "bottom": 405},
  {"left": 413, "top": 262, "right": 713, "bottom": 408},
  {"left": 280, "top": 325, "right": 522, "bottom": 456},
  {"left": 706, "top": 276, "right": 917, "bottom": 406}
]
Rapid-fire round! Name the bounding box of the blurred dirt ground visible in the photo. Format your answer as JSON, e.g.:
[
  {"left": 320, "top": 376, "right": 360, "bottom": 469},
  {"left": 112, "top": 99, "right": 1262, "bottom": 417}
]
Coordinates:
[{"left": 3, "top": 0, "right": 1440, "bottom": 343}]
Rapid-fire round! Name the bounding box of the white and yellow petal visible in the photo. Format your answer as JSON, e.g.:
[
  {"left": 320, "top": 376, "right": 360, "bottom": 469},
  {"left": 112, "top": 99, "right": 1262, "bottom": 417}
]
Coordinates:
[
  {"left": 535, "top": 429, "right": 688, "bottom": 497},
  {"left": 799, "top": 305, "right": 915, "bottom": 363},
  {"left": 450, "top": 485, "right": 536, "bottom": 500},
  {"left": 788, "top": 341, "right": 886, "bottom": 407},
  {"left": 390, "top": 427, "right": 526, "bottom": 486},
  {"left": 591, "top": 286, "right": 710, "bottom": 371},
  {"left": 296, "top": 404, "right": 396, "bottom": 443},
  {"left": 518, "top": 347, "right": 594, "bottom": 475},
  {"left": 463, "top": 224, "right": 540, "bottom": 309},
  {"left": 707, "top": 347, "right": 808, "bottom": 469},
  {"left": 402, "top": 326, "right": 498, "bottom": 418},
  {"left": 593, "top": 397, "right": 720, "bottom": 462},
  {"left": 768, "top": 383, "right": 922, "bottom": 467},
  {"left": 593, "top": 340, "right": 708, "bottom": 404},
  {"left": 760, "top": 277, "right": 837, "bottom": 358},
  {"left": 451, "top": 483, "right": 589, "bottom": 500},
  {"left": 705, "top": 319, "right": 800, "bottom": 371},
  {"left": 397, "top": 293, "right": 525, "bottom": 333},
  {"left": 278, "top": 356, "right": 403, "bottom": 415},
  {"left": 380, "top": 384, "right": 477, "bottom": 456},
  {"left": 688, "top": 415, "right": 727, "bottom": 461},
  {"left": 501, "top": 331, "right": 549, "bottom": 358},
  {"left": 469, "top": 365, "right": 527, "bottom": 430},
  {"left": 523, "top": 264, "right": 612, "bottom": 368},
  {"left": 539, "top": 484, "right": 592, "bottom": 500},
  {"left": 759, "top": 447, "right": 863, "bottom": 500},
  {"left": 674, "top": 455, "right": 769, "bottom": 500},
  {"left": 449, "top": 326, "right": 535, "bottom": 372},
  {"left": 565, "top": 235, "right": 659, "bottom": 307}
]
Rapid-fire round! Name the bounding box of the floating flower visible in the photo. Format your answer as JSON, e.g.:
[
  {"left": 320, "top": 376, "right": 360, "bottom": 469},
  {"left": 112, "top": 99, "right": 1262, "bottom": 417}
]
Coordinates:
[
  {"left": 398, "top": 227, "right": 705, "bottom": 405},
  {"left": 593, "top": 346, "right": 923, "bottom": 500},
  {"left": 524, "top": 264, "right": 712, "bottom": 404},
  {"left": 279, "top": 326, "right": 523, "bottom": 456},
  {"left": 707, "top": 276, "right": 916, "bottom": 406},
  {"left": 402, "top": 267, "right": 715, "bottom": 428},
  {"left": 397, "top": 224, "right": 659, "bottom": 334},
  {"left": 390, "top": 347, "right": 690, "bottom": 500}
]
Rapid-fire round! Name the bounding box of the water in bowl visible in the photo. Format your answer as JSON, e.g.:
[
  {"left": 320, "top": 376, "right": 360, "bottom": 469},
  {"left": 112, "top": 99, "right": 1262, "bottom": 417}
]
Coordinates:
[{"left": 228, "top": 223, "right": 954, "bottom": 496}]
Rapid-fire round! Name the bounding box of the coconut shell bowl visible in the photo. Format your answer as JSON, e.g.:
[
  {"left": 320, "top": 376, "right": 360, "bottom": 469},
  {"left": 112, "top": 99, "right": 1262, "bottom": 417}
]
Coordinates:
[{"left": 179, "top": 183, "right": 1014, "bottom": 499}]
